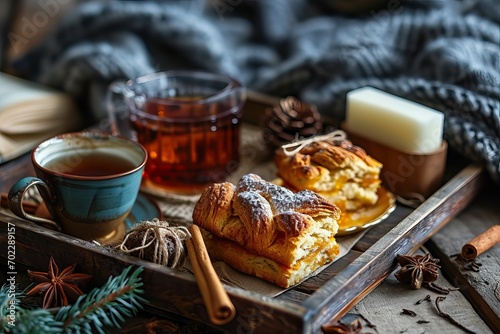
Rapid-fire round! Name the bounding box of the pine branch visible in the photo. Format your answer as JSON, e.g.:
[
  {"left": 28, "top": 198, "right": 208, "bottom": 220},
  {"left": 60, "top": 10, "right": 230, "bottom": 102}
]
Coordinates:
[
  {"left": 8, "top": 309, "right": 62, "bottom": 334},
  {"left": 56, "top": 266, "right": 147, "bottom": 334},
  {"left": 1, "top": 265, "right": 146, "bottom": 334},
  {"left": 0, "top": 283, "right": 17, "bottom": 328},
  {"left": 0, "top": 284, "right": 62, "bottom": 334}
]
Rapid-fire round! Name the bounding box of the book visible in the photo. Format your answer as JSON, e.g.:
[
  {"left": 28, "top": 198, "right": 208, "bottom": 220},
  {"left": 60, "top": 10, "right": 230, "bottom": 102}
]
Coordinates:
[{"left": 0, "top": 72, "right": 83, "bottom": 164}]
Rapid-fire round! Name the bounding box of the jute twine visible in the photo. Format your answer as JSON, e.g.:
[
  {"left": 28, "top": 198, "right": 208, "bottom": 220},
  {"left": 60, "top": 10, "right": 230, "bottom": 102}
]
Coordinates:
[
  {"left": 280, "top": 130, "right": 346, "bottom": 156},
  {"left": 117, "top": 218, "right": 191, "bottom": 269}
]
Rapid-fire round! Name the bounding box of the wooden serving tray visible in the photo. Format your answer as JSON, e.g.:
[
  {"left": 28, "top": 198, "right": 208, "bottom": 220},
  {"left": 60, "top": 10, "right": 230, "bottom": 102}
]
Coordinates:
[{"left": 0, "top": 93, "right": 486, "bottom": 333}]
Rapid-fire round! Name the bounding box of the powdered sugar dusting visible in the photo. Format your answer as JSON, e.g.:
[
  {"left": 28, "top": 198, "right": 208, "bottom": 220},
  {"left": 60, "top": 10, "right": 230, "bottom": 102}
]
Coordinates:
[
  {"left": 236, "top": 191, "right": 272, "bottom": 217},
  {"left": 293, "top": 190, "right": 323, "bottom": 208},
  {"left": 236, "top": 173, "right": 324, "bottom": 214}
]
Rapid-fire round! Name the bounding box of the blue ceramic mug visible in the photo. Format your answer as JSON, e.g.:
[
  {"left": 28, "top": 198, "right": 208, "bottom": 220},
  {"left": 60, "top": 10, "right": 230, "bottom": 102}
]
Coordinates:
[{"left": 8, "top": 132, "right": 147, "bottom": 243}]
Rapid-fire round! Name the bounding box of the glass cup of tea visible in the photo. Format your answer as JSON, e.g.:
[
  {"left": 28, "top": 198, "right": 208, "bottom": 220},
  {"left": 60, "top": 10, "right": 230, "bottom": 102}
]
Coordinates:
[{"left": 107, "top": 70, "right": 246, "bottom": 195}]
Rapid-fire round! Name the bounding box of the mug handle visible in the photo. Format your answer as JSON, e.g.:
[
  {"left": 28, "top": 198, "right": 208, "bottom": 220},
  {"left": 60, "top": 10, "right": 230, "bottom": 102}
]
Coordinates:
[{"left": 7, "top": 177, "right": 61, "bottom": 231}]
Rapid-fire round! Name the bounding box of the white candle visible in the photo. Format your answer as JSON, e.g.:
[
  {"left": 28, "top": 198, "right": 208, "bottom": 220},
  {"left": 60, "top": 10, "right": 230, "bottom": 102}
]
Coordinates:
[{"left": 345, "top": 87, "right": 444, "bottom": 154}]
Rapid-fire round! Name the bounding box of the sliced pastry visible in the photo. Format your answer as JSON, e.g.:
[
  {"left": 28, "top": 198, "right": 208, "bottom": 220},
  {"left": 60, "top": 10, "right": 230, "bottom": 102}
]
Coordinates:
[
  {"left": 274, "top": 139, "right": 383, "bottom": 212},
  {"left": 192, "top": 173, "right": 341, "bottom": 288}
]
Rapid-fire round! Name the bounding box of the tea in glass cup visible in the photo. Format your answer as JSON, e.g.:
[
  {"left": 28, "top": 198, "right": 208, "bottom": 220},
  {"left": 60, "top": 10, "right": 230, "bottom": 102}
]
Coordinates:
[{"left": 108, "top": 70, "right": 246, "bottom": 195}]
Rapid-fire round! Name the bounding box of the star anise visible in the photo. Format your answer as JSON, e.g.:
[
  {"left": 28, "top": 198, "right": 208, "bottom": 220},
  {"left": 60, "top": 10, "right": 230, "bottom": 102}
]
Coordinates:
[
  {"left": 26, "top": 257, "right": 92, "bottom": 309},
  {"left": 394, "top": 253, "right": 440, "bottom": 289},
  {"left": 321, "top": 319, "right": 369, "bottom": 334}
]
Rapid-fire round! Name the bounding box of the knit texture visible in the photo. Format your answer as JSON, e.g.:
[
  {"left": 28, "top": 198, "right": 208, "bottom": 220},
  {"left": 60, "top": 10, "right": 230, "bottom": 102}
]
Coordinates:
[{"left": 11, "top": 0, "right": 500, "bottom": 184}]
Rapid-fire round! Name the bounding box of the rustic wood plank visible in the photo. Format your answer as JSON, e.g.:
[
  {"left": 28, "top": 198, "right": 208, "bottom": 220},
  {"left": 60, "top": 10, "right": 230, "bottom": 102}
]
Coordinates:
[
  {"left": 275, "top": 289, "right": 311, "bottom": 305},
  {"left": 344, "top": 249, "right": 493, "bottom": 334},
  {"left": 303, "top": 164, "right": 486, "bottom": 333},
  {"left": 0, "top": 212, "right": 308, "bottom": 334},
  {"left": 426, "top": 182, "right": 500, "bottom": 332}
]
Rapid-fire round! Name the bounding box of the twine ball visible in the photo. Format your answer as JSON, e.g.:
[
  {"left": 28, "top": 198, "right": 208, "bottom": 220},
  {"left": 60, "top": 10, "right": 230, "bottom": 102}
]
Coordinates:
[
  {"left": 261, "top": 96, "right": 323, "bottom": 150},
  {"left": 118, "top": 218, "right": 191, "bottom": 269}
]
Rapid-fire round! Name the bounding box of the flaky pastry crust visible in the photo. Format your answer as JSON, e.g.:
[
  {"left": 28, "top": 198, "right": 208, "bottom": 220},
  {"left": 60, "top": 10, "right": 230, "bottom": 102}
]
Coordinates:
[
  {"left": 192, "top": 173, "right": 341, "bottom": 288},
  {"left": 274, "top": 140, "right": 382, "bottom": 211}
]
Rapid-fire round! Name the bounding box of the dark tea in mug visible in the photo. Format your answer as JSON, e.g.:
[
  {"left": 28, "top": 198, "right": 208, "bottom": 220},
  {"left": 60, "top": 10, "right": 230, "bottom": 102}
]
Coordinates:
[
  {"left": 113, "top": 71, "right": 246, "bottom": 194},
  {"left": 45, "top": 152, "right": 136, "bottom": 177}
]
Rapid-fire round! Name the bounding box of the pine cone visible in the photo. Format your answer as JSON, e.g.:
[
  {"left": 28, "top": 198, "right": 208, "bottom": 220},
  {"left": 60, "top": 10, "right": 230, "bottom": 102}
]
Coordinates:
[{"left": 261, "top": 96, "right": 323, "bottom": 149}]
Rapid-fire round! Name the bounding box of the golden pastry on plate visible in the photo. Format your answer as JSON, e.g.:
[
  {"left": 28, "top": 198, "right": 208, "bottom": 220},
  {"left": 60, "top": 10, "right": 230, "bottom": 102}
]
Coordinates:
[
  {"left": 192, "top": 173, "right": 341, "bottom": 288},
  {"left": 274, "top": 133, "right": 396, "bottom": 235}
]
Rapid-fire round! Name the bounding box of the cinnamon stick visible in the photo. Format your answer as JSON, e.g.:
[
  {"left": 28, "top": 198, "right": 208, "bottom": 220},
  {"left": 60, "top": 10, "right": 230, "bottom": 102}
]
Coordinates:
[
  {"left": 186, "top": 224, "right": 236, "bottom": 325},
  {"left": 461, "top": 225, "right": 500, "bottom": 260}
]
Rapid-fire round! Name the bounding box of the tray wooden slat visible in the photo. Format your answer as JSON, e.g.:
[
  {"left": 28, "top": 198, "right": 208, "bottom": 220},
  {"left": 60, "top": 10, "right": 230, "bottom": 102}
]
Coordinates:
[
  {"left": 0, "top": 212, "right": 309, "bottom": 333},
  {"left": 0, "top": 92, "right": 487, "bottom": 333},
  {"left": 303, "top": 164, "right": 486, "bottom": 333},
  {"left": 425, "top": 183, "right": 500, "bottom": 331},
  {"left": 0, "top": 163, "right": 485, "bottom": 333}
]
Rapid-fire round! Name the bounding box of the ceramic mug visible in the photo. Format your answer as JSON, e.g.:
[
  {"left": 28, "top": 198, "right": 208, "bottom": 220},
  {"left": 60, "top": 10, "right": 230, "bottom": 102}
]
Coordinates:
[
  {"left": 8, "top": 132, "right": 147, "bottom": 243},
  {"left": 107, "top": 70, "right": 246, "bottom": 195}
]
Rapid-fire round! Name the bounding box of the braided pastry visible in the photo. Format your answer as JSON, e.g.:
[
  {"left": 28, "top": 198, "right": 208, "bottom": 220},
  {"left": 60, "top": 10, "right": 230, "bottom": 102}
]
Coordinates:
[{"left": 192, "top": 174, "right": 341, "bottom": 288}]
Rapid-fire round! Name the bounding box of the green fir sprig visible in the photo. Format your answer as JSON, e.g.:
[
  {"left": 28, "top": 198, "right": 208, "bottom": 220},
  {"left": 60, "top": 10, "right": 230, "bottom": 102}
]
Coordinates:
[
  {"left": 4, "top": 308, "right": 63, "bottom": 334},
  {"left": 0, "top": 284, "right": 63, "bottom": 333},
  {"left": 1, "top": 266, "right": 146, "bottom": 334},
  {"left": 56, "top": 265, "right": 146, "bottom": 333}
]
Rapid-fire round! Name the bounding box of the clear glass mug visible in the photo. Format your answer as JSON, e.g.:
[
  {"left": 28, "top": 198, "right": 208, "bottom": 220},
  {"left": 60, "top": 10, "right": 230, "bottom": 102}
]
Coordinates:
[{"left": 107, "top": 70, "right": 246, "bottom": 195}]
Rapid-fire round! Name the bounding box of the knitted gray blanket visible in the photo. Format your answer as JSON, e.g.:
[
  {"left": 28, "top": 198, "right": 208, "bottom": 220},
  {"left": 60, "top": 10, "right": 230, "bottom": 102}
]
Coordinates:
[{"left": 12, "top": 0, "right": 500, "bottom": 184}]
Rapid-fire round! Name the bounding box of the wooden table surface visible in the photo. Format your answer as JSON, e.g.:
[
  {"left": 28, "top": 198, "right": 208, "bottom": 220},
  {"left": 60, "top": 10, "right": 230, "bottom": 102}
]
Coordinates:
[
  {"left": 349, "top": 181, "right": 499, "bottom": 334},
  {"left": 1, "top": 141, "right": 499, "bottom": 334}
]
